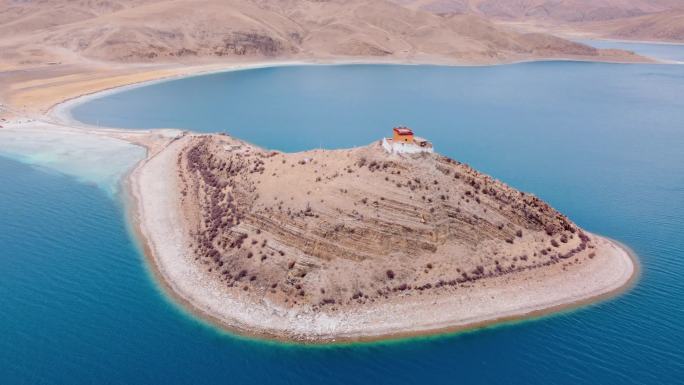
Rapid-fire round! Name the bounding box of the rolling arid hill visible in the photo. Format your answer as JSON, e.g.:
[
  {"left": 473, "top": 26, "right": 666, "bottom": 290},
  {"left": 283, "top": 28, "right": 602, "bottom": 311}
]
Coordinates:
[
  {"left": 181, "top": 135, "right": 597, "bottom": 308},
  {"left": 395, "top": 0, "right": 684, "bottom": 42},
  {"left": 394, "top": 0, "right": 681, "bottom": 22},
  {"left": 0, "top": 0, "right": 650, "bottom": 66},
  {"left": 577, "top": 10, "right": 684, "bottom": 42}
]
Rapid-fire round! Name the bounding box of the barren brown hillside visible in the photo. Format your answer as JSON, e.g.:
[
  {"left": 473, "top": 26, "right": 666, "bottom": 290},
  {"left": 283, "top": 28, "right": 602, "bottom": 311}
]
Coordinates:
[
  {"left": 0, "top": 0, "right": 647, "bottom": 65},
  {"left": 396, "top": 0, "right": 684, "bottom": 42},
  {"left": 395, "top": 0, "right": 682, "bottom": 22},
  {"left": 178, "top": 134, "right": 599, "bottom": 311},
  {"left": 579, "top": 10, "right": 684, "bottom": 42}
]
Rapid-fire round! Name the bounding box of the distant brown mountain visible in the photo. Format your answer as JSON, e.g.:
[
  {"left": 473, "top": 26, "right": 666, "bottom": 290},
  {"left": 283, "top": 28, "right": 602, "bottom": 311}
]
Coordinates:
[
  {"left": 580, "top": 10, "right": 684, "bottom": 42},
  {"left": 0, "top": 0, "right": 646, "bottom": 66},
  {"left": 393, "top": 0, "right": 684, "bottom": 42},
  {"left": 394, "top": 0, "right": 682, "bottom": 22}
]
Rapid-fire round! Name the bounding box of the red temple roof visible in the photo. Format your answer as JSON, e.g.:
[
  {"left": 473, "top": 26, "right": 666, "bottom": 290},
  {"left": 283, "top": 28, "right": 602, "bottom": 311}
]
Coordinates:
[{"left": 393, "top": 127, "right": 413, "bottom": 136}]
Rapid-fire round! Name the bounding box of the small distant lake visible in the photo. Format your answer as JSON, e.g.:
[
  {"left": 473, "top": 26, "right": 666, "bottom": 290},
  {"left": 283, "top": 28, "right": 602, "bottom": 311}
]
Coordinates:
[
  {"left": 2, "top": 58, "right": 684, "bottom": 384},
  {"left": 578, "top": 38, "right": 684, "bottom": 63}
]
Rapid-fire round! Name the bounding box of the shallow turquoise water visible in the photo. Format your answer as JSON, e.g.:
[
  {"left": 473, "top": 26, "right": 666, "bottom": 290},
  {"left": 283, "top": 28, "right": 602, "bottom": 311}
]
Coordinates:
[{"left": 3, "top": 62, "right": 684, "bottom": 383}]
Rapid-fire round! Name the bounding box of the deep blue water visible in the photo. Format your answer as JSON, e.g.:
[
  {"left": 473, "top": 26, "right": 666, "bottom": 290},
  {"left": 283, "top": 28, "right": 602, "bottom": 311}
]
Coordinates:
[{"left": 3, "top": 62, "right": 684, "bottom": 383}]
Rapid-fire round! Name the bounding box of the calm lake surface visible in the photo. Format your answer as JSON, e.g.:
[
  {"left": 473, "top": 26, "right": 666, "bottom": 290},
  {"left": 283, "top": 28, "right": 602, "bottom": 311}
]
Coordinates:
[{"left": 3, "top": 61, "right": 684, "bottom": 384}]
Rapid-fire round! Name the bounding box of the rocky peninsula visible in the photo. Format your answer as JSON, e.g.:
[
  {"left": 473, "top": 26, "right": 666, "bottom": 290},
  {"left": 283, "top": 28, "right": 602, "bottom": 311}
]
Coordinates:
[{"left": 130, "top": 132, "right": 635, "bottom": 342}]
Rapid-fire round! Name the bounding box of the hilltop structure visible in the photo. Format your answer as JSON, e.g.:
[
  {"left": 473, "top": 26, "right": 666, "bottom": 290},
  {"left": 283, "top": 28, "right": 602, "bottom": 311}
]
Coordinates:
[{"left": 382, "top": 126, "right": 434, "bottom": 154}]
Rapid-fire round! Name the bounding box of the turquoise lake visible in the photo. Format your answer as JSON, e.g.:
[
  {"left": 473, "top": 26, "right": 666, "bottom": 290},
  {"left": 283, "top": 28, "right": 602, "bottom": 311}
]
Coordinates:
[{"left": 3, "top": 61, "right": 684, "bottom": 383}]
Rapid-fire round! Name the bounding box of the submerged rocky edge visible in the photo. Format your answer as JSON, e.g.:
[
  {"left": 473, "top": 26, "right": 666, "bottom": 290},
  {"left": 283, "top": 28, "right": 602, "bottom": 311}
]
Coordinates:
[{"left": 131, "top": 133, "right": 635, "bottom": 342}]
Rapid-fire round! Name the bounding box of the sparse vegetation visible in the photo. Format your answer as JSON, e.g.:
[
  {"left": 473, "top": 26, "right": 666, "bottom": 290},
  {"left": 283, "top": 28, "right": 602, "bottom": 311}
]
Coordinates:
[{"left": 180, "top": 135, "right": 601, "bottom": 317}]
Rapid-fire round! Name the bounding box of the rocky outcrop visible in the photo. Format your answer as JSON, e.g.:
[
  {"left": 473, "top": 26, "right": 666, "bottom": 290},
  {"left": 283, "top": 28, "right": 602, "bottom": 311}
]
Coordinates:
[{"left": 177, "top": 135, "right": 598, "bottom": 312}]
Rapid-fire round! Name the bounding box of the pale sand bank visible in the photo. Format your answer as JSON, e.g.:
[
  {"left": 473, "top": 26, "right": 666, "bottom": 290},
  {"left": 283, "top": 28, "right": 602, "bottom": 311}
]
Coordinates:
[
  {"left": 0, "top": 119, "right": 182, "bottom": 192},
  {"left": 0, "top": 120, "right": 145, "bottom": 192},
  {"left": 130, "top": 134, "right": 637, "bottom": 343}
]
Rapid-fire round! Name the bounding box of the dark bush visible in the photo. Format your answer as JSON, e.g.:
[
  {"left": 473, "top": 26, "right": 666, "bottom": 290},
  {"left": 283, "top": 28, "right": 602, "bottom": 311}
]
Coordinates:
[
  {"left": 545, "top": 224, "right": 556, "bottom": 236},
  {"left": 386, "top": 270, "right": 395, "bottom": 279}
]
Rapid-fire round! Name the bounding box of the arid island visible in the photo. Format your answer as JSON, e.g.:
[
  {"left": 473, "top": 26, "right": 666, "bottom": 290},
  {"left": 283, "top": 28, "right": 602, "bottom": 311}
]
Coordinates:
[{"left": 130, "top": 127, "right": 635, "bottom": 342}]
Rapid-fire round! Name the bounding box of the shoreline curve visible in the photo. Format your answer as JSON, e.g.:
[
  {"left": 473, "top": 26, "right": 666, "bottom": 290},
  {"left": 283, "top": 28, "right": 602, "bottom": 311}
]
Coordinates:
[{"left": 46, "top": 57, "right": 660, "bottom": 129}]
